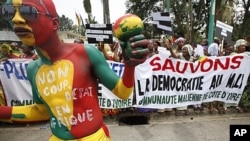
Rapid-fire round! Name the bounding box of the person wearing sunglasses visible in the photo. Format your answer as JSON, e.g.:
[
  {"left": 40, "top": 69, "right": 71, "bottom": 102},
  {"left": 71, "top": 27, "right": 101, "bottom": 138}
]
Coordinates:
[{"left": 0, "top": 0, "right": 151, "bottom": 141}]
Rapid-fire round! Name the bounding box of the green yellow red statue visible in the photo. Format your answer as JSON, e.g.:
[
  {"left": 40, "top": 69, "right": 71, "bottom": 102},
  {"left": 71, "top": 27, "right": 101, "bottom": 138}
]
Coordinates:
[{"left": 0, "top": 0, "right": 152, "bottom": 140}]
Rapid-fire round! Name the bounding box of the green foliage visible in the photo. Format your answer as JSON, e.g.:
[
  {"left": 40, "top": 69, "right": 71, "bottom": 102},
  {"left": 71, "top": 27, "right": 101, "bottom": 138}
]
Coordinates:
[
  {"left": 236, "top": 2, "right": 250, "bottom": 41},
  {"left": 83, "top": 0, "right": 92, "bottom": 14},
  {"left": 125, "top": 0, "right": 250, "bottom": 44},
  {"left": 0, "top": 0, "right": 11, "bottom": 30},
  {"left": 0, "top": 0, "right": 5, "bottom": 4},
  {"left": 102, "top": 0, "right": 110, "bottom": 24},
  {"left": 125, "top": 0, "right": 209, "bottom": 42},
  {"left": 58, "top": 15, "right": 74, "bottom": 31},
  {"left": 125, "top": 0, "right": 163, "bottom": 39},
  {"left": 125, "top": 0, "right": 162, "bottom": 21},
  {"left": 0, "top": 18, "right": 12, "bottom": 30},
  {"left": 58, "top": 15, "right": 85, "bottom": 35},
  {"left": 239, "top": 77, "right": 250, "bottom": 107},
  {"left": 83, "top": 0, "right": 97, "bottom": 24}
]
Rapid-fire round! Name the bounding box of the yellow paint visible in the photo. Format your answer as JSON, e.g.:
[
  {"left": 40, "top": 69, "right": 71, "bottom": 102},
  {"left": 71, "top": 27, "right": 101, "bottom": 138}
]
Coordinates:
[
  {"left": 198, "top": 56, "right": 208, "bottom": 63},
  {"left": 11, "top": 104, "right": 50, "bottom": 122},
  {"left": 113, "top": 15, "right": 142, "bottom": 39},
  {"left": 36, "top": 60, "right": 74, "bottom": 129},
  {"left": 12, "top": 0, "right": 35, "bottom": 46},
  {"left": 49, "top": 127, "right": 111, "bottom": 141},
  {"left": 112, "top": 79, "right": 133, "bottom": 99}
]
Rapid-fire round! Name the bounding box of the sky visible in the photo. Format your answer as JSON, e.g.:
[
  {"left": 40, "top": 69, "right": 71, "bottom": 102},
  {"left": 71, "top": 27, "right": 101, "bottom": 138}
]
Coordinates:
[{"left": 53, "top": 0, "right": 127, "bottom": 25}]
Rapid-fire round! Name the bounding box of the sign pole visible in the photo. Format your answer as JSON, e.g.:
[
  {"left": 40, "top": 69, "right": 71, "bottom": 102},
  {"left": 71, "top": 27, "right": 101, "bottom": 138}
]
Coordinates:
[{"left": 208, "top": 0, "right": 216, "bottom": 46}]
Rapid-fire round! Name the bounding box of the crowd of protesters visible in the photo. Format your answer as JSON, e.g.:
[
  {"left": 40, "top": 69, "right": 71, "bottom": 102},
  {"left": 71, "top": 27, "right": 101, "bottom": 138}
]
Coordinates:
[
  {"left": 161, "top": 35, "right": 250, "bottom": 116},
  {"left": 88, "top": 34, "right": 250, "bottom": 117},
  {"left": 1, "top": 35, "right": 250, "bottom": 117},
  {"left": 0, "top": 42, "right": 38, "bottom": 61},
  {"left": 0, "top": 42, "right": 38, "bottom": 106}
]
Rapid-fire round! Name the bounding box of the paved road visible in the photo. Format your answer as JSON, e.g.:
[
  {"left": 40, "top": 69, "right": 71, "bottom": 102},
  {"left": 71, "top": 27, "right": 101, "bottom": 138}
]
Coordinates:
[{"left": 1, "top": 109, "right": 250, "bottom": 141}]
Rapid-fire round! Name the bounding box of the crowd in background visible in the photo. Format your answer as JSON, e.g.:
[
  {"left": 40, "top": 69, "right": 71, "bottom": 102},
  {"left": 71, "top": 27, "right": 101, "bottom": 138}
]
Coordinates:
[
  {"left": 162, "top": 35, "right": 250, "bottom": 116},
  {"left": 0, "top": 42, "right": 38, "bottom": 61},
  {"left": 0, "top": 42, "right": 38, "bottom": 107},
  {"left": 92, "top": 34, "right": 250, "bottom": 117},
  {"left": 1, "top": 35, "right": 250, "bottom": 117}
]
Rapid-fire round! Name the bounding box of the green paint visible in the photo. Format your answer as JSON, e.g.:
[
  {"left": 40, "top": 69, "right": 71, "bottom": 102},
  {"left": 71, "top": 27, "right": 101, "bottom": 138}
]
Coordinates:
[
  {"left": 118, "top": 19, "right": 143, "bottom": 41},
  {"left": 12, "top": 114, "right": 26, "bottom": 119}
]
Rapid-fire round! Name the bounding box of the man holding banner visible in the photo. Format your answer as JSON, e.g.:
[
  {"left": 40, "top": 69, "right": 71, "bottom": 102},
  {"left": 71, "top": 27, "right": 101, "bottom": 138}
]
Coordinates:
[{"left": 0, "top": 0, "right": 151, "bottom": 140}]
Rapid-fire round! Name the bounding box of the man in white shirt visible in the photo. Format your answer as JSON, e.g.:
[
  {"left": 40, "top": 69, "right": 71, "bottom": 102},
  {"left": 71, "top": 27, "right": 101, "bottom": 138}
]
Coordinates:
[{"left": 208, "top": 37, "right": 220, "bottom": 56}]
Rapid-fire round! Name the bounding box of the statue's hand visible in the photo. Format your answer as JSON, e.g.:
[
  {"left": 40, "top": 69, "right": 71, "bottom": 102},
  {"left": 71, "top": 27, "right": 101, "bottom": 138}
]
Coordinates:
[{"left": 120, "top": 34, "right": 153, "bottom": 66}]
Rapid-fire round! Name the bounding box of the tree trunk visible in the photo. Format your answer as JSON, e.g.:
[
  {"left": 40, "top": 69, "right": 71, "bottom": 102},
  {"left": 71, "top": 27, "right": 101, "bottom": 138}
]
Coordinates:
[{"left": 103, "top": 0, "right": 110, "bottom": 24}]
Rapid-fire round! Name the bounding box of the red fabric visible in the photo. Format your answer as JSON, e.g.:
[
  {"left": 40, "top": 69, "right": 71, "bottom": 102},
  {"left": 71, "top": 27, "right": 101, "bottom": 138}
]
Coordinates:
[
  {"left": 0, "top": 106, "right": 12, "bottom": 119},
  {"left": 122, "top": 64, "right": 135, "bottom": 87},
  {"left": 101, "top": 123, "right": 110, "bottom": 138}
]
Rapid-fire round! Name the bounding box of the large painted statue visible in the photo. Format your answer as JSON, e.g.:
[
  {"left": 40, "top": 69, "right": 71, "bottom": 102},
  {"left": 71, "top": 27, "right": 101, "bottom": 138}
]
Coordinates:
[{"left": 0, "top": 0, "right": 151, "bottom": 140}]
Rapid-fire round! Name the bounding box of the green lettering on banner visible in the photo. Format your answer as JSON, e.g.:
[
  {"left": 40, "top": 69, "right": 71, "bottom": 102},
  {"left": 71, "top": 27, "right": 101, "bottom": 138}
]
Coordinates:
[
  {"left": 178, "top": 95, "right": 184, "bottom": 103},
  {"left": 107, "top": 99, "right": 111, "bottom": 107},
  {"left": 190, "top": 94, "right": 202, "bottom": 101},
  {"left": 202, "top": 92, "right": 209, "bottom": 100},
  {"left": 138, "top": 95, "right": 177, "bottom": 105},
  {"left": 98, "top": 97, "right": 106, "bottom": 107},
  {"left": 161, "top": 95, "right": 166, "bottom": 104},
  {"left": 111, "top": 99, "right": 132, "bottom": 108},
  {"left": 226, "top": 93, "right": 241, "bottom": 101},
  {"left": 221, "top": 91, "right": 227, "bottom": 98},
  {"left": 208, "top": 91, "right": 222, "bottom": 98},
  {"left": 178, "top": 94, "right": 203, "bottom": 103}
]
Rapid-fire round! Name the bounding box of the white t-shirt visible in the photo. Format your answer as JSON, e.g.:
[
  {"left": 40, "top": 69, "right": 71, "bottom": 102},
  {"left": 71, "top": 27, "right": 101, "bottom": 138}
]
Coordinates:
[
  {"left": 194, "top": 44, "right": 204, "bottom": 57},
  {"left": 208, "top": 43, "right": 219, "bottom": 56}
]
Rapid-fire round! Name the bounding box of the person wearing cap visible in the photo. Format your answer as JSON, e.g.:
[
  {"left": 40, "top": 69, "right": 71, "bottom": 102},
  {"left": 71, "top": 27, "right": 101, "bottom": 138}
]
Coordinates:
[
  {"left": 223, "top": 45, "right": 234, "bottom": 56},
  {"left": 9, "top": 42, "right": 21, "bottom": 57},
  {"left": 167, "top": 43, "right": 194, "bottom": 61},
  {"left": 207, "top": 37, "right": 222, "bottom": 113},
  {"left": 231, "top": 39, "right": 247, "bottom": 55},
  {"left": 174, "top": 37, "right": 186, "bottom": 54},
  {"left": 224, "top": 39, "right": 247, "bottom": 113},
  {"left": 0, "top": 43, "right": 20, "bottom": 61},
  {"left": 0, "top": 43, "right": 21, "bottom": 107},
  {"left": 166, "top": 43, "right": 194, "bottom": 115},
  {"left": 19, "top": 43, "right": 39, "bottom": 60}
]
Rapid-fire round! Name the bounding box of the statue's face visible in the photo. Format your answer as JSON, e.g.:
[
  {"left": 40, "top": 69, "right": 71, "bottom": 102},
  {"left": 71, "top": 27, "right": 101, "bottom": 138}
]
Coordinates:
[{"left": 3, "top": 0, "right": 57, "bottom": 46}]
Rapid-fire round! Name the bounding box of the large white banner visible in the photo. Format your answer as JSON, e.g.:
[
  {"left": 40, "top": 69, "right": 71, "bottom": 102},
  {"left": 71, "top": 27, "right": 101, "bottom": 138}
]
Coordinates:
[
  {"left": 135, "top": 50, "right": 250, "bottom": 109},
  {"left": 1, "top": 49, "right": 250, "bottom": 109},
  {"left": 0, "top": 59, "right": 34, "bottom": 106}
]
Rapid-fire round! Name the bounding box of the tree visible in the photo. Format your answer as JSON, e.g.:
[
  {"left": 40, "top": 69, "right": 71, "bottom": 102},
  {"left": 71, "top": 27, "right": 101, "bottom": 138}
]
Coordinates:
[
  {"left": 101, "top": 0, "right": 111, "bottom": 24},
  {"left": 212, "top": 0, "right": 250, "bottom": 41},
  {"left": 125, "top": 0, "right": 208, "bottom": 42},
  {"left": 0, "top": 0, "right": 12, "bottom": 30},
  {"left": 0, "top": 18, "right": 12, "bottom": 30},
  {"left": 58, "top": 15, "right": 74, "bottom": 31},
  {"left": 235, "top": 0, "right": 250, "bottom": 41},
  {"left": 125, "top": 0, "right": 162, "bottom": 20},
  {"left": 83, "top": 0, "right": 97, "bottom": 24},
  {"left": 124, "top": 0, "right": 249, "bottom": 44},
  {"left": 125, "top": 0, "right": 162, "bottom": 39}
]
